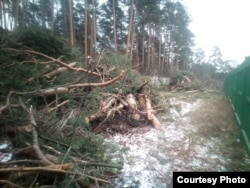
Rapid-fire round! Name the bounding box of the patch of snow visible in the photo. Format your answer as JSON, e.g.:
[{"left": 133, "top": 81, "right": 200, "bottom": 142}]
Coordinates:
[
  {"left": 0, "top": 141, "right": 13, "bottom": 162},
  {"left": 104, "top": 98, "right": 235, "bottom": 187},
  {"left": 0, "top": 142, "right": 10, "bottom": 150},
  {"left": 0, "top": 153, "right": 13, "bottom": 162}
]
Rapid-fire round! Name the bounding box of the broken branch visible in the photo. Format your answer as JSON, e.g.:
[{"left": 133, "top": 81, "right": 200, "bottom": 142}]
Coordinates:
[
  {"left": 44, "top": 62, "right": 77, "bottom": 79},
  {"left": 6, "top": 48, "right": 101, "bottom": 77},
  {"left": 19, "top": 99, "right": 53, "bottom": 165}
]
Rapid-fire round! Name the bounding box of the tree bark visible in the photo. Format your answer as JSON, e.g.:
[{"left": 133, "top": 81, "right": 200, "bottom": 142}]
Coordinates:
[
  {"left": 51, "top": 0, "right": 54, "bottom": 32},
  {"left": 90, "top": 0, "right": 96, "bottom": 58},
  {"left": 68, "top": 0, "right": 75, "bottom": 47},
  {"left": 113, "top": 0, "right": 117, "bottom": 52},
  {"left": 126, "top": 0, "right": 134, "bottom": 60},
  {"left": 84, "top": 0, "right": 88, "bottom": 60}
]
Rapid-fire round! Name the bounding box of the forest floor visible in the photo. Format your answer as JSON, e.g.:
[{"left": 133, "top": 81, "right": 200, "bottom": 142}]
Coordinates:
[{"left": 103, "top": 90, "right": 250, "bottom": 188}]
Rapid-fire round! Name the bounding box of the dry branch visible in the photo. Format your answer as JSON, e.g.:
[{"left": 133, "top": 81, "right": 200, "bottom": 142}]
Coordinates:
[
  {"left": 46, "top": 100, "right": 69, "bottom": 112},
  {"left": 0, "top": 164, "right": 73, "bottom": 183},
  {"left": 0, "top": 91, "right": 18, "bottom": 115},
  {"left": 19, "top": 99, "right": 53, "bottom": 165},
  {"left": 6, "top": 48, "right": 101, "bottom": 77},
  {"left": 2, "top": 70, "right": 126, "bottom": 99},
  {"left": 0, "top": 163, "right": 73, "bottom": 173},
  {"left": 44, "top": 62, "right": 77, "bottom": 79},
  {"left": 39, "top": 70, "right": 126, "bottom": 95},
  {"left": 68, "top": 70, "right": 126, "bottom": 88},
  {"left": 0, "top": 164, "right": 111, "bottom": 184},
  {"left": 100, "top": 96, "right": 117, "bottom": 112}
]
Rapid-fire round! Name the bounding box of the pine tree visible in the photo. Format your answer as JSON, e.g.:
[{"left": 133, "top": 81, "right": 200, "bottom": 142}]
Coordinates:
[{"left": 99, "top": 0, "right": 126, "bottom": 51}]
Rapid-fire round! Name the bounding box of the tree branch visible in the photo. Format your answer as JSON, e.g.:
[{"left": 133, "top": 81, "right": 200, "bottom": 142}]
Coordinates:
[
  {"left": 19, "top": 99, "right": 54, "bottom": 165},
  {"left": 5, "top": 48, "right": 101, "bottom": 77}
]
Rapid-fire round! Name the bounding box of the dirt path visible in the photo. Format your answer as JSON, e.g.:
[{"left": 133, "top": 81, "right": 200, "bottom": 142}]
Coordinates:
[{"left": 103, "top": 91, "right": 250, "bottom": 188}]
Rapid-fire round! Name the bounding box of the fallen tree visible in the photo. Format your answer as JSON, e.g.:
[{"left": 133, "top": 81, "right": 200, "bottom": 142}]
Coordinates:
[
  {"left": 0, "top": 48, "right": 162, "bottom": 187},
  {"left": 169, "top": 69, "right": 202, "bottom": 91}
]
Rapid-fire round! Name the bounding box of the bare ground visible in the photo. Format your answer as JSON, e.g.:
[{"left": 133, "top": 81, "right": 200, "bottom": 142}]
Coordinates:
[{"left": 103, "top": 90, "right": 250, "bottom": 188}]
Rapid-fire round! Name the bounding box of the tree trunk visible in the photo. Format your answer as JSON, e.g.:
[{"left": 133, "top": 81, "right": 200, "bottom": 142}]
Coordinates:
[
  {"left": 68, "top": 0, "right": 74, "bottom": 47},
  {"left": 2, "top": 0, "right": 7, "bottom": 29},
  {"left": 141, "top": 21, "right": 145, "bottom": 74},
  {"left": 158, "top": 27, "right": 162, "bottom": 76},
  {"left": 40, "top": 0, "right": 45, "bottom": 28},
  {"left": 93, "top": 0, "right": 97, "bottom": 58},
  {"left": 90, "top": 0, "right": 96, "bottom": 58},
  {"left": 146, "top": 23, "right": 152, "bottom": 75},
  {"left": 13, "top": 0, "right": 21, "bottom": 29},
  {"left": 151, "top": 24, "right": 155, "bottom": 75},
  {"left": 51, "top": 0, "right": 54, "bottom": 32},
  {"left": 84, "top": 0, "right": 88, "bottom": 60},
  {"left": 112, "top": 0, "right": 117, "bottom": 52},
  {"left": 129, "top": 20, "right": 135, "bottom": 66},
  {"left": 0, "top": 1, "right": 2, "bottom": 28},
  {"left": 126, "top": 0, "right": 134, "bottom": 60},
  {"left": 61, "top": 0, "right": 68, "bottom": 43}
]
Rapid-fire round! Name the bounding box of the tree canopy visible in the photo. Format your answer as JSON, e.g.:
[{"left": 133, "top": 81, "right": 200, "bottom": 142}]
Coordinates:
[{"left": 0, "top": 0, "right": 199, "bottom": 76}]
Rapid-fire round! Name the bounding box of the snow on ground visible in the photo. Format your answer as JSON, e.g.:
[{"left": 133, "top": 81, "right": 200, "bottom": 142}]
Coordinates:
[
  {"left": 0, "top": 141, "right": 13, "bottom": 162},
  {"left": 104, "top": 97, "right": 245, "bottom": 188}
]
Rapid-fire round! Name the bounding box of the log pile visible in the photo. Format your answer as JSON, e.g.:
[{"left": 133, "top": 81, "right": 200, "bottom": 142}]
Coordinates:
[{"left": 87, "top": 90, "right": 161, "bottom": 134}]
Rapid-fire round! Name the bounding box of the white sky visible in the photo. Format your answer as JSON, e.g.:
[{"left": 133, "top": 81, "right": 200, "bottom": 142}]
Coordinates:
[{"left": 182, "top": 0, "right": 250, "bottom": 64}]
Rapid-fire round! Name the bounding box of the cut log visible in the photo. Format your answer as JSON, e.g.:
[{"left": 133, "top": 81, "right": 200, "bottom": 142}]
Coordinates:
[
  {"left": 145, "top": 96, "right": 153, "bottom": 120},
  {"left": 125, "top": 94, "right": 137, "bottom": 110},
  {"left": 100, "top": 97, "right": 117, "bottom": 112},
  {"left": 85, "top": 111, "right": 106, "bottom": 123},
  {"left": 145, "top": 95, "right": 161, "bottom": 129},
  {"left": 136, "top": 94, "right": 147, "bottom": 111},
  {"left": 125, "top": 94, "right": 141, "bottom": 121},
  {"left": 151, "top": 114, "right": 161, "bottom": 129}
]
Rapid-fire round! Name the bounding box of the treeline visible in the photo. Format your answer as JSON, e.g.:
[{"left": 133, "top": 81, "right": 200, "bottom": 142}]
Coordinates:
[{"left": 0, "top": 0, "right": 194, "bottom": 76}]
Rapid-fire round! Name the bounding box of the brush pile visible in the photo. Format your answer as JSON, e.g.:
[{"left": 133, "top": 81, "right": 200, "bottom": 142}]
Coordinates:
[
  {"left": 169, "top": 70, "right": 201, "bottom": 92},
  {"left": 0, "top": 47, "right": 161, "bottom": 187}
]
